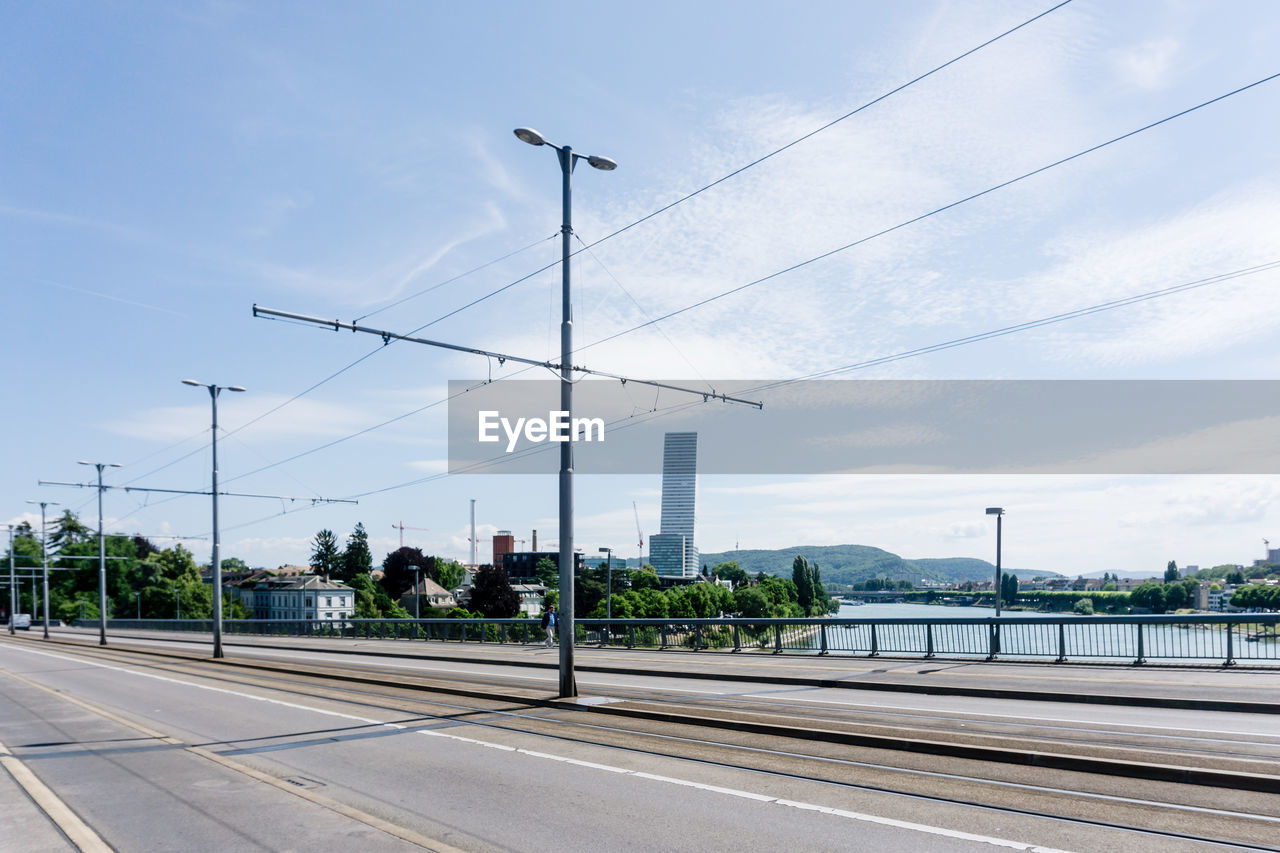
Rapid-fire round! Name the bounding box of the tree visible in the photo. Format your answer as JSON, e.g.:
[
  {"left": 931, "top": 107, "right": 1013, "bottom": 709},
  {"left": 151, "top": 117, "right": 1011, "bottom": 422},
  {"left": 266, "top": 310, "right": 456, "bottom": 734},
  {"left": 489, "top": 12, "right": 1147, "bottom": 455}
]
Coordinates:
[
  {"left": 792, "top": 555, "right": 814, "bottom": 615},
  {"left": 1001, "top": 573, "right": 1019, "bottom": 607},
  {"left": 534, "top": 557, "right": 559, "bottom": 589},
  {"left": 713, "top": 562, "right": 750, "bottom": 587},
  {"left": 1227, "top": 570, "right": 1246, "bottom": 585},
  {"left": 1073, "top": 597, "right": 1094, "bottom": 615},
  {"left": 629, "top": 568, "right": 661, "bottom": 591},
  {"left": 733, "top": 586, "right": 772, "bottom": 618},
  {"left": 49, "top": 510, "right": 91, "bottom": 551},
  {"left": 1164, "top": 560, "right": 1180, "bottom": 583},
  {"left": 431, "top": 559, "right": 466, "bottom": 592},
  {"left": 310, "top": 529, "right": 340, "bottom": 578},
  {"left": 338, "top": 522, "right": 373, "bottom": 583},
  {"left": 381, "top": 547, "right": 429, "bottom": 599},
  {"left": 469, "top": 564, "right": 519, "bottom": 618}
]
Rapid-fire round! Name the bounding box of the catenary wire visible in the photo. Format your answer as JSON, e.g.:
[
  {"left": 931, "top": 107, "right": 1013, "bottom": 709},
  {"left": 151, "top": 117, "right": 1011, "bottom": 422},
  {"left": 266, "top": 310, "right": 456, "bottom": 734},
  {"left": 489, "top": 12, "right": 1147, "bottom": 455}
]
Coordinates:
[
  {"left": 131, "top": 0, "right": 1075, "bottom": 493},
  {"left": 572, "top": 71, "right": 1280, "bottom": 359},
  {"left": 402, "top": 1, "right": 1078, "bottom": 334}
]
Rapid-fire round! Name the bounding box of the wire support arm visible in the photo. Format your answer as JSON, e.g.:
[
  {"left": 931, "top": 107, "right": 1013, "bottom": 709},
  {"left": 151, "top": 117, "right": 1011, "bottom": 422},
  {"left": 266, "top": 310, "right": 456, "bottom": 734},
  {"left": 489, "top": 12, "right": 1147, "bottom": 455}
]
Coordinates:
[
  {"left": 253, "top": 304, "right": 763, "bottom": 409},
  {"left": 38, "top": 481, "right": 356, "bottom": 504}
]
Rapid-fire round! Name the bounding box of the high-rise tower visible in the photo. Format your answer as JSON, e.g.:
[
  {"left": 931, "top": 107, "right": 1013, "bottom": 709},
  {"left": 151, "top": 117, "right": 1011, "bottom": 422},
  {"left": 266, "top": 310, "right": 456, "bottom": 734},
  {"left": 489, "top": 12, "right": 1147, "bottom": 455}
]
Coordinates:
[{"left": 652, "top": 432, "right": 698, "bottom": 577}]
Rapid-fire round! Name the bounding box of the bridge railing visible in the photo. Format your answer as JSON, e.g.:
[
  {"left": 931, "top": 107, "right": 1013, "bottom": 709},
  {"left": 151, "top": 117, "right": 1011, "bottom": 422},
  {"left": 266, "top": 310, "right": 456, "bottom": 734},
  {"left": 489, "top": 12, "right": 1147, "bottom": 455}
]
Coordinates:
[{"left": 89, "top": 612, "right": 1280, "bottom": 666}]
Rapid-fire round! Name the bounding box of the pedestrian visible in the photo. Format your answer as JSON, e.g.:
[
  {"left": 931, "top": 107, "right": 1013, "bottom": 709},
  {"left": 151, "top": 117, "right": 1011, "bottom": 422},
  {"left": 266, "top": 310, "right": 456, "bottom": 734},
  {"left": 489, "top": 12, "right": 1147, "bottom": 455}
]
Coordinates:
[{"left": 541, "top": 605, "right": 557, "bottom": 647}]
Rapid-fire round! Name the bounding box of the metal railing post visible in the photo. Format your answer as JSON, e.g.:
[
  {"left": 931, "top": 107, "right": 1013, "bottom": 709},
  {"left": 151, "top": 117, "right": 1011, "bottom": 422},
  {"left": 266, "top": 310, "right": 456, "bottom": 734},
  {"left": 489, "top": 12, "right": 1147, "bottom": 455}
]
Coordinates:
[
  {"left": 987, "top": 622, "right": 998, "bottom": 660},
  {"left": 628, "top": 625, "right": 635, "bottom": 648},
  {"left": 819, "top": 624, "right": 828, "bottom": 655},
  {"left": 869, "top": 623, "right": 878, "bottom": 657},
  {"left": 1225, "top": 620, "right": 1235, "bottom": 667},
  {"left": 773, "top": 623, "right": 782, "bottom": 653},
  {"left": 732, "top": 623, "right": 741, "bottom": 651},
  {"left": 925, "top": 623, "right": 934, "bottom": 658},
  {"left": 1056, "top": 622, "right": 1067, "bottom": 663},
  {"left": 694, "top": 625, "right": 702, "bottom": 650},
  {"left": 1135, "top": 623, "right": 1145, "bottom": 665}
]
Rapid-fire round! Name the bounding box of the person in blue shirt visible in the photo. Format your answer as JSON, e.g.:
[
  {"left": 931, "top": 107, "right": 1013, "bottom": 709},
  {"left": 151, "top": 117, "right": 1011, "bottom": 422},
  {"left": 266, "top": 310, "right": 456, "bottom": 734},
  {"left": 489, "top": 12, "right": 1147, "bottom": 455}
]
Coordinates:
[{"left": 540, "top": 605, "right": 557, "bottom": 647}]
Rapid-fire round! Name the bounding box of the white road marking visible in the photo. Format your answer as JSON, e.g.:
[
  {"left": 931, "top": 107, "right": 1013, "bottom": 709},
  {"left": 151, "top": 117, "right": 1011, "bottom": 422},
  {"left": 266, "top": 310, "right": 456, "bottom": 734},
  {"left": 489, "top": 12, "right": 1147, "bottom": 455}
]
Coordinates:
[
  {"left": 4, "top": 643, "right": 1073, "bottom": 850},
  {"left": 415, "top": 727, "right": 1073, "bottom": 852}
]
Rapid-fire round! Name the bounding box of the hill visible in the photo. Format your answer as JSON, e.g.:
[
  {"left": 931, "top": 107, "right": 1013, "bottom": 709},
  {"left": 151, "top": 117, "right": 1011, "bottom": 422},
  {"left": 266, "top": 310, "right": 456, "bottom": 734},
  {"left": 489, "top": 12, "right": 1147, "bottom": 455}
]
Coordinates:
[{"left": 692, "top": 545, "right": 1057, "bottom": 586}]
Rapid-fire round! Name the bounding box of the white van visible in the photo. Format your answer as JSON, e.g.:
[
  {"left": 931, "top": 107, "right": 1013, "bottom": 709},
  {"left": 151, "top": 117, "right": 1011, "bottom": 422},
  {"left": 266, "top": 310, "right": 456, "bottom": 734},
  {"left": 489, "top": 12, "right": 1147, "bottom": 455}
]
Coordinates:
[{"left": 12, "top": 613, "right": 31, "bottom": 630}]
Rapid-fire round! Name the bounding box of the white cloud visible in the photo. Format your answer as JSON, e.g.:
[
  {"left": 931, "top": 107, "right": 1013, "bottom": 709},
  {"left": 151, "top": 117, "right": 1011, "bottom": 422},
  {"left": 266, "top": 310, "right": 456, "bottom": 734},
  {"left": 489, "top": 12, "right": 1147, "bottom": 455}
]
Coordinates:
[{"left": 1111, "top": 38, "right": 1181, "bottom": 90}]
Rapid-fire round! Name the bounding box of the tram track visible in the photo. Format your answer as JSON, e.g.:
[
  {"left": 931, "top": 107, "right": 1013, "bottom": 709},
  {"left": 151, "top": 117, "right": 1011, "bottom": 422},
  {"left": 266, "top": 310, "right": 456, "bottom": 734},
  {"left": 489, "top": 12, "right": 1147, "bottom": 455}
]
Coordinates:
[{"left": 4, "top": 634, "right": 1279, "bottom": 851}]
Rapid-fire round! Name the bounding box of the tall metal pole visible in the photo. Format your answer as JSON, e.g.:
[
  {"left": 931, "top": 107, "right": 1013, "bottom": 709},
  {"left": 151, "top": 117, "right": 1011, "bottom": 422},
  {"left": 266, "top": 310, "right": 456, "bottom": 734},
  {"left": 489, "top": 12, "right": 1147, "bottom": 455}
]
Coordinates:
[
  {"left": 6, "top": 525, "right": 14, "bottom": 634},
  {"left": 27, "top": 501, "right": 59, "bottom": 639},
  {"left": 96, "top": 464, "right": 107, "bottom": 644},
  {"left": 40, "top": 504, "right": 51, "bottom": 637},
  {"left": 210, "top": 385, "right": 224, "bottom": 658},
  {"left": 184, "top": 379, "right": 243, "bottom": 659},
  {"left": 599, "top": 547, "right": 613, "bottom": 621},
  {"left": 995, "top": 513, "right": 1003, "bottom": 618},
  {"left": 515, "top": 127, "right": 616, "bottom": 697},
  {"left": 556, "top": 143, "right": 577, "bottom": 697}
]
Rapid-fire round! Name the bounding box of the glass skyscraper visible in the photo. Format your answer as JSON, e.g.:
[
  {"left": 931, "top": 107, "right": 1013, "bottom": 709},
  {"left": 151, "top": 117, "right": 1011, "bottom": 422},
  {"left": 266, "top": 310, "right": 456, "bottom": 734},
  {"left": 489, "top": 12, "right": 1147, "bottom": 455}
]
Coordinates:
[{"left": 653, "top": 431, "right": 698, "bottom": 577}]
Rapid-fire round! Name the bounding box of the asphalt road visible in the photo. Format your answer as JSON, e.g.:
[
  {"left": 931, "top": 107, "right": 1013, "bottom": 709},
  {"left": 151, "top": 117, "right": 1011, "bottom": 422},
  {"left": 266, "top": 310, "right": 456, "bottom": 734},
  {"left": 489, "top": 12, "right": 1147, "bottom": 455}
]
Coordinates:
[{"left": 2, "top": 632, "right": 1278, "bottom": 852}]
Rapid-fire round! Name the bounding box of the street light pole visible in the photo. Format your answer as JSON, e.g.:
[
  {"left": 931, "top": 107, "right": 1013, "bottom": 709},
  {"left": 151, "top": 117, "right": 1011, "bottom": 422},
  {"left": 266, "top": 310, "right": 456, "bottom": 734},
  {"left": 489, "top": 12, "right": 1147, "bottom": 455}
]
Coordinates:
[
  {"left": 599, "top": 547, "right": 613, "bottom": 621},
  {"left": 184, "top": 379, "right": 245, "bottom": 659},
  {"left": 414, "top": 567, "right": 421, "bottom": 620},
  {"left": 6, "top": 525, "right": 15, "bottom": 635},
  {"left": 79, "top": 461, "right": 121, "bottom": 645},
  {"left": 986, "top": 507, "right": 1004, "bottom": 617},
  {"left": 26, "top": 500, "right": 60, "bottom": 639},
  {"left": 515, "top": 126, "right": 616, "bottom": 698}
]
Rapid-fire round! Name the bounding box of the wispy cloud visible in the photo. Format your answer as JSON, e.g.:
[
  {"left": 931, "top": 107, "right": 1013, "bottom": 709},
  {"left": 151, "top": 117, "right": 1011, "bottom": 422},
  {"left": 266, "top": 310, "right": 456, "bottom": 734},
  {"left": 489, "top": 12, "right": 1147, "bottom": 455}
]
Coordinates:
[{"left": 32, "top": 277, "right": 186, "bottom": 317}]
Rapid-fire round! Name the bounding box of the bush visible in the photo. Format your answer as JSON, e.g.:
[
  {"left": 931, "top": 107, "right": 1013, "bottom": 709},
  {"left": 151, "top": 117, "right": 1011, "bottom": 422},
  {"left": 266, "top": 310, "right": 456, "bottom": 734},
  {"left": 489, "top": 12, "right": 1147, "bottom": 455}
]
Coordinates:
[{"left": 1073, "top": 597, "right": 1095, "bottom": 615}]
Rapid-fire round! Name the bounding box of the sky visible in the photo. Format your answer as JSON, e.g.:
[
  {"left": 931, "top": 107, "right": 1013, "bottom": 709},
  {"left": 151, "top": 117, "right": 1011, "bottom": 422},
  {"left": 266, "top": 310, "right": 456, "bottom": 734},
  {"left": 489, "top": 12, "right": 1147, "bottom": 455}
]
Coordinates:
[{"left": 4, "top": 0, "right": 1280, "bottom": 578}]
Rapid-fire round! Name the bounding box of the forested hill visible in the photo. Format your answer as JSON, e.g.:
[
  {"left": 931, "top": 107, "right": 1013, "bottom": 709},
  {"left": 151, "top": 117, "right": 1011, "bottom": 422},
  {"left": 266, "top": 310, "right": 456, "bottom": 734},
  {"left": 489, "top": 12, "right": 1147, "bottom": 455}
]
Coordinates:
[{"left": 693, "top": 545, "right": 1057, "bottom": 585}]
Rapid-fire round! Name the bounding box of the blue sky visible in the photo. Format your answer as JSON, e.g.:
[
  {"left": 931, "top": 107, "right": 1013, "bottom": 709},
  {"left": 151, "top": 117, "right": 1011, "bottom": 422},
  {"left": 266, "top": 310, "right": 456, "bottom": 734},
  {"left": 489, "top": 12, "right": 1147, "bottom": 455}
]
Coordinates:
[{"left": 5, "top": 0, "right": 1280, "bottom": 576}]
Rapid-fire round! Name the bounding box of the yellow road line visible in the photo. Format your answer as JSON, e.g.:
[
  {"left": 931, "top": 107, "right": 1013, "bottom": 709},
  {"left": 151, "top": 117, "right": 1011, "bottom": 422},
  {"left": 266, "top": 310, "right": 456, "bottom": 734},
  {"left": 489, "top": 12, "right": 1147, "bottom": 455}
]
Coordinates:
[
  {"left": 0, "top": 665, "right": 466, "bottom": 853},
  {"left": 0, "top": 736, "right": 113, "bottom": 852}
]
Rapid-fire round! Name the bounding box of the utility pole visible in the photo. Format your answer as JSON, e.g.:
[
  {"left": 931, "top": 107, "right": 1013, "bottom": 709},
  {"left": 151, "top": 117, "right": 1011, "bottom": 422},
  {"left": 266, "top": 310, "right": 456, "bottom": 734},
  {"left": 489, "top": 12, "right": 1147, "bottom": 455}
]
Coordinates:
[
  {"left": 250, "top": 130, "right": 760, "bottom": 698},
  {"left": 6, "top": 525, "right": 15, "bottom": 634},
  {"left": 183, "top": 379, "right": 244, "bottom": 659},
  {"left": 26, "top": 500, "right": 60, "bottom": 639},
  {"left": 79, "top": 461, "right": 121, "bottom": 645},
  {"left": 470, "top": 499, "right": 477, "bottom": 567}
]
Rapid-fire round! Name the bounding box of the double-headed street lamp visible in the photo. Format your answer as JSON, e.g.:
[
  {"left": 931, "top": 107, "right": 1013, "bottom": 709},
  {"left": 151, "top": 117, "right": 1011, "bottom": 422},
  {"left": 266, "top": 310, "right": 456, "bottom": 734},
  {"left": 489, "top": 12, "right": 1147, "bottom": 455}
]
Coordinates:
[
  {"left": 25, "top": 499, "right": 60, "bottom": 639},
  {"left": 183, "top": 379, "right": 245, "bottom": 659},
  {"left": 79, "top": 461, "right": 121, "bottom": 645},
  {"left": 514, "top": 126, "right": 616, "bottom": 698}
]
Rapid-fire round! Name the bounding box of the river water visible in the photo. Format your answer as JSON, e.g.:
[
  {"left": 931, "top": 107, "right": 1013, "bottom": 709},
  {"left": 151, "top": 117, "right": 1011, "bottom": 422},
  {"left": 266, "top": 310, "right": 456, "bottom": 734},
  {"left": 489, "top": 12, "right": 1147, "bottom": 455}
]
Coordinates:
[{"left": 821, "top": 601, "right": 1273, "bottom": 663}]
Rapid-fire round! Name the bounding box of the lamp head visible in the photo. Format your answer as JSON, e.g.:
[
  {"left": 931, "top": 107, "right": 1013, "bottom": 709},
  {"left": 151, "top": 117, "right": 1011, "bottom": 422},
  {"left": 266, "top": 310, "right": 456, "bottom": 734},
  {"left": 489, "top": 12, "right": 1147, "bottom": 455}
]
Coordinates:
[
  {"left": 182, "top": 379, "right": 201, "bottom": 387},
  {"left": 599, "top": 547, "right": 611, "bottom": 554},
  {"left": 227, "top": 385, "right": 246, "bottom": 393},
  {"left": 513, "top": 127, "right": 547, "bottom": 146},
  {"left": 586, "top": 154, "right": 617, "bottom": 171},
  {"left": 985, "top": 507, "right": 1004, "bottom": 516}
]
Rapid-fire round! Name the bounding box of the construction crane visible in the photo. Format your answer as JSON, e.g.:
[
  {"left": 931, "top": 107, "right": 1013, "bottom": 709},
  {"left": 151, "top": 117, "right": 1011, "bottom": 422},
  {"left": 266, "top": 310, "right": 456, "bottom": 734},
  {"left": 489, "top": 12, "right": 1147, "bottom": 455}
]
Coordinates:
[
  {"left": 633, "top": 501, "right": 644, "bottom": 567},
  {"left": 392, "top": 522, "right": 429, "bottom": 549}
]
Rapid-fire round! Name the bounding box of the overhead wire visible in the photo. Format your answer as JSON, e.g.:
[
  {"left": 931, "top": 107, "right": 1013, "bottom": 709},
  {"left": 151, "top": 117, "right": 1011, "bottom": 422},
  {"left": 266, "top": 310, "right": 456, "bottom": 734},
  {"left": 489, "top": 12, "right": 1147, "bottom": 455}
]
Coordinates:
[
  {"left": 124, "top": 1, "right": 1076, "bottom": 498},
  {"left": 572, "top": 71, "right": 1280, "bottom": 360}
]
